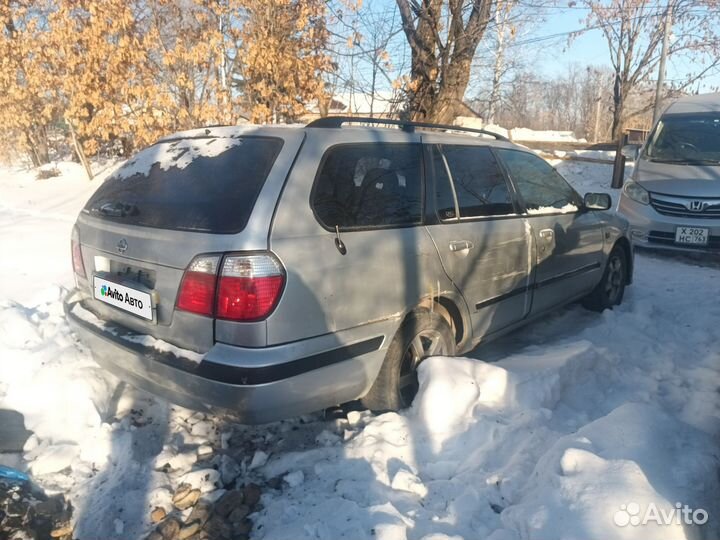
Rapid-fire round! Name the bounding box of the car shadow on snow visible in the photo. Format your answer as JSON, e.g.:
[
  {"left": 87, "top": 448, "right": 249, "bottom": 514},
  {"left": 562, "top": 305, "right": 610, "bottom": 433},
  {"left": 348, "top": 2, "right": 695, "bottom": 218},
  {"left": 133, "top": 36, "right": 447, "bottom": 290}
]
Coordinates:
[{"left": 72, "top": 382, "right": 170, "bottom": 540}]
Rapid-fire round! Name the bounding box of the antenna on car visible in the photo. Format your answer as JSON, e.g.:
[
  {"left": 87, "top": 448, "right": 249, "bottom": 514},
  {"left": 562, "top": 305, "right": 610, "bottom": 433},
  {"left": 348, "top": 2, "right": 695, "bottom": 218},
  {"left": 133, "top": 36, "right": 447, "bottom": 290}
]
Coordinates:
[{"left": 306, "top": 116, "right": 509, "bottom": 141}]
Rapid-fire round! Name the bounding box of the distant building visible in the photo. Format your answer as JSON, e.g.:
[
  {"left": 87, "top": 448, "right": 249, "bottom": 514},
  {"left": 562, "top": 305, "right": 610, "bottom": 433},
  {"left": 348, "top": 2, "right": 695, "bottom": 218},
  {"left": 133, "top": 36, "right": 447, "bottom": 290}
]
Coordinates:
[{"left": 304, "top": 91, "right": 402, "bottom": 120}]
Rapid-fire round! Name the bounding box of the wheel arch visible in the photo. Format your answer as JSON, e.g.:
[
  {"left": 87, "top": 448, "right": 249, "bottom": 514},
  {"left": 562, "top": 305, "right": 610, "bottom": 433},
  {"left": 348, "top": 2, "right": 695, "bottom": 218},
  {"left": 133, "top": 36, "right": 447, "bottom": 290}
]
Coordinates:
[
  {"left": 613, "top": 237, "right": 633, "bottom": 284},
  {"left": 414, "top": 293, "right": 470, "bottom": 351}
]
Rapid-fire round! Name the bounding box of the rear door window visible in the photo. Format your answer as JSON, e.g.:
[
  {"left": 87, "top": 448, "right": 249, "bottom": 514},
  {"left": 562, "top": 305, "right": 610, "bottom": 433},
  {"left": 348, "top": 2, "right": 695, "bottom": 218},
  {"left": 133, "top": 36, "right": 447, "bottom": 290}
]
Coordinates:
[
  {"left": 434, "top": 145, "right": 515, "bottom": 218},
  {"left": 312, "top": 144, "right": 423, "bottom": 229},
  {"left": 84, "top": 136, "right": 283, "bottom": 233}
]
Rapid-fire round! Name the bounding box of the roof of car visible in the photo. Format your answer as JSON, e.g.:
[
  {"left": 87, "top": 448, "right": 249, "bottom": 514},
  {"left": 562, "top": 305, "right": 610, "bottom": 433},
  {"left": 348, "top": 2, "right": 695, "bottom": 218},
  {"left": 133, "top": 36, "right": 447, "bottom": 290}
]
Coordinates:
[
  {"left": 664, "top": 92, "right": 720, "bottom": 115},
  {"left": 157, "top": 118, "right": 526, "bottom": 151}
]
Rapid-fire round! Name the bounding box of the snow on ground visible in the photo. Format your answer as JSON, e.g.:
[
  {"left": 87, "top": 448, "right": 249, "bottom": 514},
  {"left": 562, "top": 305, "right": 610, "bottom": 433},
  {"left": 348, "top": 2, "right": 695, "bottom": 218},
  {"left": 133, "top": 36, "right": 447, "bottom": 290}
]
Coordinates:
[
  {"left": 552, "top": 149, "right": 616, "bottom": 161},
  {"left": 552, "top": 158, "right": 634, "bottom": 199},
  {"left": 257, "top": 254, "right": 720, "bottom": 540},
  {"left": 454, "top": 117, "right": 587, "bottom": 143},
  {"left": 0, "top": 153, "right": 718, "bottom": 540}
]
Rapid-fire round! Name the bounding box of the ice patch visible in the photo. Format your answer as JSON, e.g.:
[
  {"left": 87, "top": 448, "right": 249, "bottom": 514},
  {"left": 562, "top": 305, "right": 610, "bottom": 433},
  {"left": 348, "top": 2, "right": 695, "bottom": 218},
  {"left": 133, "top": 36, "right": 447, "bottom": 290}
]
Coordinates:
[{"left": 29, "top": 444, "right": 80, "bottom": 476}]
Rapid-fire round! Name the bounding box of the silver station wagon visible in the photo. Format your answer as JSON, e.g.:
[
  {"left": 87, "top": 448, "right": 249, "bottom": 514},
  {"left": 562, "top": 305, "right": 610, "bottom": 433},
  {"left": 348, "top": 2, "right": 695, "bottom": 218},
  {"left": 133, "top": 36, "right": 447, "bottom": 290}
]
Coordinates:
[{"left": 65, "top": 117, "right": 633, "bottom": 423}]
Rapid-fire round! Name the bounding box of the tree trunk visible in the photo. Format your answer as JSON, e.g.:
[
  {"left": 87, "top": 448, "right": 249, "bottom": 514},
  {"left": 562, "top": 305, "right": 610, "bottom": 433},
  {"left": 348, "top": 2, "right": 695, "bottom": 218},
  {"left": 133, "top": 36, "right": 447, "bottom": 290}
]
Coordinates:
[
  {"left": 611, "top": 73, "right": 624, "bottom": 141},
  {"left": 488, "top": 3, "right": 508, "bottom": 124},
  {"left": 407, "top": 49, "right": 439, "bottom": 122},
  {"left": 428, "top": 56, "right": 474, "bottom": 124},
  {"left": 25, "top": 127, "right": 50, "bottom": 167},
  {"left": 68, "top": 121, "right": 94, "bottom": 181},
  {"left": 397, "top": 0, "right": 494, "bottom": 125},
  {"left": 318, "top": 96, "right": 330, "bottom": 118}
]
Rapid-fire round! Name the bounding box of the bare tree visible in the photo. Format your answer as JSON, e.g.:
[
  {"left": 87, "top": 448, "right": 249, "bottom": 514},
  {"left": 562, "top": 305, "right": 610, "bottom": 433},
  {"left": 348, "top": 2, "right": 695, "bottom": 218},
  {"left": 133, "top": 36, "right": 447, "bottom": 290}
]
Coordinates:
[
  {"left": 324, "top": 0, "right": 407, "bottom": 117},
  {"left": 488, "top": 65, "right": 616, "bottom": 140},
  {"left": 585, "top": 0, "right": 720, "bottom": 140},
  {"left": 396, "top": 0, "right": 496, "bottom": 123},
  {"left": 486, "top": 0, "right": 514, "bottom": 123}
]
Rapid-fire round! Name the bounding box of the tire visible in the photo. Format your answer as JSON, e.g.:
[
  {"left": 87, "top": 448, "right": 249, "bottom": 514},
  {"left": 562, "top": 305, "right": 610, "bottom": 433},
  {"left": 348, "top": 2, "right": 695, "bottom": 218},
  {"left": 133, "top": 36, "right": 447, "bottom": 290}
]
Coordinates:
[
  {"left": 361, "top": 309, "right": 455, "bottom": 412},
  {"left": 582, "top": 246, "right": 627, "bottom": 312}
]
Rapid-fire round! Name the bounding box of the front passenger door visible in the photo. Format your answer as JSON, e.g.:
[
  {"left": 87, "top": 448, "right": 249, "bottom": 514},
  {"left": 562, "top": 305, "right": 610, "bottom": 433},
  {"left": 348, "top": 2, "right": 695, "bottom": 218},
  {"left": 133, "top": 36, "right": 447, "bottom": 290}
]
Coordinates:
[{"left": 495, "top": 149, "right": 604, "bottom": 314}]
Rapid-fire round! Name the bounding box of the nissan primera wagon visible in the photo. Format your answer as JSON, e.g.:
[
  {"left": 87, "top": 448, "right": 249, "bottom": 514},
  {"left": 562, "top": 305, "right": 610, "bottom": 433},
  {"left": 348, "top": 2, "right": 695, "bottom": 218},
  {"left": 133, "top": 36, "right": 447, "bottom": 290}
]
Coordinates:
[{"left": 65, "top": 117, "right": 633, "bottom": 423}]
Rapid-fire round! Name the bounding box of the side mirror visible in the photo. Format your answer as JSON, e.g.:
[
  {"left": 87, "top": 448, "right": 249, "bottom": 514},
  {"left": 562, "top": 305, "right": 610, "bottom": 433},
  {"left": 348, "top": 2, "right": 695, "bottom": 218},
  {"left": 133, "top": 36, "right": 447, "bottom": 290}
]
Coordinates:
[
  {"left": 584, "top": 192, "right": 612, "bottom": 211},
  {"left": 621, "top": 144, "right": 640, "bottom": 161}
]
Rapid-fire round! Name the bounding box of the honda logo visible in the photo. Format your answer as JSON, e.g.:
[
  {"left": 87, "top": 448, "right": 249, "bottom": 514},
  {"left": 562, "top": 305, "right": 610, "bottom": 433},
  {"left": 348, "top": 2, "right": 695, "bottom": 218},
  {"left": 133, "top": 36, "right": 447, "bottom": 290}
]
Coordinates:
[
  {"left": 116, "top": 238, "right": 128, "bottom": 254},
  {"left": 687, "top": 200, "right": 706, "bottom": 212}
]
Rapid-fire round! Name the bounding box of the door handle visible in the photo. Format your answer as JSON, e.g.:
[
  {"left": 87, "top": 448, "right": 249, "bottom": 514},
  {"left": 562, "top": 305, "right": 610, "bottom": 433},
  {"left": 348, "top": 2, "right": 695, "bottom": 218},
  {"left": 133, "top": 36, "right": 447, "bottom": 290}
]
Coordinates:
[
  {"left": 538, "top": 228, "right": 555, "bottom": 257},
  {"left": 449, "top": 240, "right": 473, "bottom": 252},
  {"left": 539, "top": 229, "right": 554, "bottom": 240}
]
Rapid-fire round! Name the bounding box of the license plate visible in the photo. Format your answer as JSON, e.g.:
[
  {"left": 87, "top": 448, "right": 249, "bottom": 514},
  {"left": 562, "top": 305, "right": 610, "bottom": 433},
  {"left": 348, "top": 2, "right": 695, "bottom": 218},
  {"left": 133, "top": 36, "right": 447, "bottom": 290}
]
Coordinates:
[
  {"left": 93, "top": 276, "right": 153, "bottom": 320},
  {"left": 675, "top": 226, "right": 709, "bottom": 246}
]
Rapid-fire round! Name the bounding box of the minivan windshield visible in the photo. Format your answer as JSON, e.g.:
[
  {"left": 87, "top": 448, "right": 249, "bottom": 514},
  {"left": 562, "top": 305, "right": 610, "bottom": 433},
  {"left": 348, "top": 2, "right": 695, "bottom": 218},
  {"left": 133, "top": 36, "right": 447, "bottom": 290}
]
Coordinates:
[{"left": 645, "top": 113, "right": 720, "bottom": 165}]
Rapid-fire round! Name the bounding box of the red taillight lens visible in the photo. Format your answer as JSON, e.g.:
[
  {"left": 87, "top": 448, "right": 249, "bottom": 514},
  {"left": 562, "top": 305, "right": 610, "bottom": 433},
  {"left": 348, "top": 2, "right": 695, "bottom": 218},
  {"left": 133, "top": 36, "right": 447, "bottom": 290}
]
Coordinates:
[
  {"left": 176, "top": 256, "right": 219, "bottom": 317},
  {"left": 71, "top": 226, "right": 86, "bottom": 278},
  {"left": 176, "top": 253, "right": 284, "bottom": 321},
  {"left": 216, "top": 255, "right": 285, "bottom": 321},
  {"left": 217, "top": 275, "right": 284, "bottom": 321},
  {"left": 177, "top": 272, "right": 217, "bottom": 316}
]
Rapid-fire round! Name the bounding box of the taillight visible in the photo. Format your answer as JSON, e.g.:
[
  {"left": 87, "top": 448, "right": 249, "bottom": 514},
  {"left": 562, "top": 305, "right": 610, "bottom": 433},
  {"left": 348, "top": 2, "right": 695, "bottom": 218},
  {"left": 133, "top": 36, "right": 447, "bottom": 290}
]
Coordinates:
[
  {"left": 176, "top": 255, "right": 220, "bottom": 316},
  {"left": 71, "top": 226, "right": 86, "bottom": 278},
  {"left": 216, "top": 254, "right": 285, "bottom": 321},
  {"left": 177, "top": 253, "right": 284, "bottom": 321}
]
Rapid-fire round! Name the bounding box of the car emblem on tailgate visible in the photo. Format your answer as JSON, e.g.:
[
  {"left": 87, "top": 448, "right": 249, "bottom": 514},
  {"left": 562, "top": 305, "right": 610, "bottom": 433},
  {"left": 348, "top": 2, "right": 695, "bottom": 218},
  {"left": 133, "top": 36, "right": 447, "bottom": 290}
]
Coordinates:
[
  {"left": 687, "top": 200, "right": 706, "bottom": 212},
  {"left": 117, "top": 238, "right": 128, "bottom": 254}
]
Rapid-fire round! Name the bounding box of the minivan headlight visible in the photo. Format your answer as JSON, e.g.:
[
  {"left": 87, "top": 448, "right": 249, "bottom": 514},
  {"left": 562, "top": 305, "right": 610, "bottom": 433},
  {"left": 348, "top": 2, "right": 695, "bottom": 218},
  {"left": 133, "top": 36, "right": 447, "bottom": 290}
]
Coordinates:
[{"left": 623, "top": 181, "right": 650, "bottom": 205}]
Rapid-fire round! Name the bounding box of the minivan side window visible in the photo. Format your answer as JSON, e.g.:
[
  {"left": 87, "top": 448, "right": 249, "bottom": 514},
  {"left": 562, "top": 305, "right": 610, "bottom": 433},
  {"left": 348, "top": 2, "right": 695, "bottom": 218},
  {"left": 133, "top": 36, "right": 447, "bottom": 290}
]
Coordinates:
[
  {"left": 433, "top": 144, "right": 515, "bottom": 218},
  {"left": 496, "top": 149, "right": 582, "bottom": 211},
  {"left": 312, "top": 144, "right": 423, "bottom": 229}
]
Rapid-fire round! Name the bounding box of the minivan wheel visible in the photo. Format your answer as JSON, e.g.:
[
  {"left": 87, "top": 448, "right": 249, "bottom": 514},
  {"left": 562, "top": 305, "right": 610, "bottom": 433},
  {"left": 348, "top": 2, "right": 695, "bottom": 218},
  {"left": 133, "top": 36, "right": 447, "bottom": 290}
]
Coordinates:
[
  {"left": 362, "top": 309, "right": 455, "bottom": 412},
  {"left": 582, "top": 247, "right": 627, "bottom": 312}
]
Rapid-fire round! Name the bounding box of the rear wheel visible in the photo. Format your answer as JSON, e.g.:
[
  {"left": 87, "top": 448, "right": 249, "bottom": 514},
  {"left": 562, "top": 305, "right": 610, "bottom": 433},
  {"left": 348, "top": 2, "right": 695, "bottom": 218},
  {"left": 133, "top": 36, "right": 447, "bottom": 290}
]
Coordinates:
[
  {"left": 582, "top": 246, "right": 627, "bottom": 311},
  {"left": 362, "top": 309, "right": 455, "bottom": 411}
]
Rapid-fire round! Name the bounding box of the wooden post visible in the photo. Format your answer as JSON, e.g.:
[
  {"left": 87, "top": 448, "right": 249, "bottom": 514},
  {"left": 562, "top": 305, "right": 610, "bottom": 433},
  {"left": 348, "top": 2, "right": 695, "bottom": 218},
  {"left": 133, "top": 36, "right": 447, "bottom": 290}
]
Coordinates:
[
  {"left": 611, "top": 132, "right": 627, "bottom": 189},
  {"left": 68, "top": 121, "right": 94, "bottom": 181}
]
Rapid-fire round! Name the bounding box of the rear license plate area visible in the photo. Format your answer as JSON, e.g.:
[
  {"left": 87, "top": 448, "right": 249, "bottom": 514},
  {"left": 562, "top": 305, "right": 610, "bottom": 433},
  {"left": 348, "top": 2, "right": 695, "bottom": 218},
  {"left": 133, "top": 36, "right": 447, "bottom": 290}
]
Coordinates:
[{"left": 93, "top": 275, "right": 153, "bottom": 320}]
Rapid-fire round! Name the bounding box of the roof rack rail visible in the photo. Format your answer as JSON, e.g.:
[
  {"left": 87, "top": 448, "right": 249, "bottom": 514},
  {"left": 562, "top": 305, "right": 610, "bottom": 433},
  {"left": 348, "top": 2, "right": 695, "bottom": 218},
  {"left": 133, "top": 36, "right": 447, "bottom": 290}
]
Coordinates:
[{"left": 305, "top": 116, "right": 509, "bottom": 141}]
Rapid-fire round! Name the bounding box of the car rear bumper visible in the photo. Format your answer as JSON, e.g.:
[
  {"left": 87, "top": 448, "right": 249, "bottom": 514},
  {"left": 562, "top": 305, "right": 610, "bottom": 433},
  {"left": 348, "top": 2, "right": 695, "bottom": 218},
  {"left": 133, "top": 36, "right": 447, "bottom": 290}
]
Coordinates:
[
  {"left": 64, "top": 296, "right": 390, "bottom": 424},
  {"left": 618, "top": 194, "right": 720, "bottom": 254}
]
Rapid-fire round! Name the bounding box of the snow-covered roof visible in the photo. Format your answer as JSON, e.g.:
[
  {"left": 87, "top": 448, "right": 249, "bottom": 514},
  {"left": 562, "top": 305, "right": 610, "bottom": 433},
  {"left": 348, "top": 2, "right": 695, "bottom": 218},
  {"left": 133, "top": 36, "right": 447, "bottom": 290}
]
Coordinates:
[{"left": 307, "top": 91, "right": 400, "bottom": 115}]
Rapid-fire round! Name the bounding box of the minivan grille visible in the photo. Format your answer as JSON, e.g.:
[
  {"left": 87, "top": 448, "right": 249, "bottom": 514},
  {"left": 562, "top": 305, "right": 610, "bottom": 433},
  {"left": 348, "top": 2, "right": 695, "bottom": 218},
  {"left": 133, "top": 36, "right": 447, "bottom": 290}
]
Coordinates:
[{"left": 650, "top": 194, "right": 720, "bottom": 219}]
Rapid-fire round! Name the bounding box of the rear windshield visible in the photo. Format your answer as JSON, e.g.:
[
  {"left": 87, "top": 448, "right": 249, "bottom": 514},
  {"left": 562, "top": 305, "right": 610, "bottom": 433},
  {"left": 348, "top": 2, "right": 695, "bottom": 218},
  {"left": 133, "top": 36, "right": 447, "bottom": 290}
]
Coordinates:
[{"left": 84, "top": 136, "right": 284, "bottom": 233}]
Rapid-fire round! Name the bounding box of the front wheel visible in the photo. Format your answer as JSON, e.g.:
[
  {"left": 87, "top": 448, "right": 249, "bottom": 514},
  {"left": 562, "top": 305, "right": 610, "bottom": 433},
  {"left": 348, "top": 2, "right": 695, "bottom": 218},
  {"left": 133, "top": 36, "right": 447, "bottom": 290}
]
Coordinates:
[
  {"left": 582, "top": 246, "right": 627, "bottom": 312},
  {"left": 362, "top": 310, "right": 455, "bottom": 412}
]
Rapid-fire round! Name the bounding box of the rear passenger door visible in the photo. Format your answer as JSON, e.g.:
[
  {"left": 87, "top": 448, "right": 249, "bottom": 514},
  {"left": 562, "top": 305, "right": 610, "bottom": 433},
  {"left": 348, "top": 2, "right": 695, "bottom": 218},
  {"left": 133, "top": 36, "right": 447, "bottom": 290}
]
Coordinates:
[
  {"left": 269, "top": 130, "right": 450, "bottom": 345},
  {"left": 494, "top": 149, "right": 604, "bottom": 314},
  {"left": 424, "top": 143, "right": 533, "bottom": 340}
]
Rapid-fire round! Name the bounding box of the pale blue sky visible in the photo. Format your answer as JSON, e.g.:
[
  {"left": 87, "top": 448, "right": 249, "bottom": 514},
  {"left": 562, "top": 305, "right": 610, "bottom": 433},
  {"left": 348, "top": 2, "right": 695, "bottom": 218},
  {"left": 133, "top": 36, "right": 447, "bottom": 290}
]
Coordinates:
[
  {"left": 524, "top": 5, "right": 720, "bottom": 90},
  {"left": 343, "top": 0, "right": 720, "bottom": 94}
]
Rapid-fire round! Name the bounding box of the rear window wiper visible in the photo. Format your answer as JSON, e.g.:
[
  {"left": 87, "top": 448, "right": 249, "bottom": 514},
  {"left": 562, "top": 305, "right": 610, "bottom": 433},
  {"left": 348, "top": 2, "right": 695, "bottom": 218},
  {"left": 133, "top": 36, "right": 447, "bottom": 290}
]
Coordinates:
[{"left": 95, "top": 202, "right": 139, "bottom": 218}]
